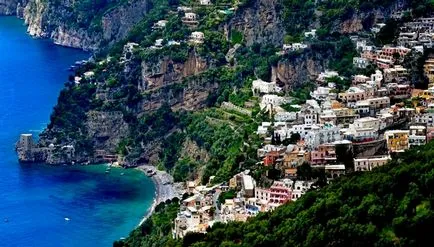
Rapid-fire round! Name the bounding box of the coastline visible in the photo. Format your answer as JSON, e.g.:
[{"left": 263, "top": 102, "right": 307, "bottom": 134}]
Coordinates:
[{"left": 136, "top": 165, "right": 182, "bottom": 225}]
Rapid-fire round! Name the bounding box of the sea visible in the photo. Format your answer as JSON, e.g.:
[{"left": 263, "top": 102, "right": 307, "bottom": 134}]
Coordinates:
[{"left": 0, "top": 17, "right": 155, "bottom": 246}]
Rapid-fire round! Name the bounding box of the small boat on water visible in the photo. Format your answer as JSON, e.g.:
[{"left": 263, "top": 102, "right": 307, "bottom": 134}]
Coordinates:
[
  {"left": 64, "top": 217, "right": 70, "bottom": 221},
  {"left": 120, "top": 173, "right": 125, "bottom": 176}
]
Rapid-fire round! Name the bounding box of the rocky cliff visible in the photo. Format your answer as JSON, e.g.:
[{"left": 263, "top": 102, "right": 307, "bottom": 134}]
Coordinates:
[
  {"left": 15, "top": 0, "right": 414, "bottom": 166},
  {"left": 229, "top": 0, "right": 284, "bottom": 46},
  {"left": 274, "top": 51, "right": 331, "bottom": 88},
  {"left": 0, "top": 0, "right": 26, "bottom": 16},
  {"left": 19, "top": 0, "right": 151, "bottom": 50}
]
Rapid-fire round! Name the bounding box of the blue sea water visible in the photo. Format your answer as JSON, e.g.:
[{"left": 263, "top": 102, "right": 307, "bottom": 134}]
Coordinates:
[{"left": 0, "top": 17, "right": 155, "bottom": 246}]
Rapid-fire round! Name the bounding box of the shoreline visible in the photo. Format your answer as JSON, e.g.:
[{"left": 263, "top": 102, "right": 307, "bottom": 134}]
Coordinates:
[{"left": 136, "top": 165, "right": 182, "bottom": 226}]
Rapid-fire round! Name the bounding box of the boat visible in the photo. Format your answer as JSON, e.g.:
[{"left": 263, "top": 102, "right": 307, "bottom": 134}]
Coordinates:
[
  {"left": 64, "top": 217, "right": 70, "bottom": 221},
  {"left": 105, "top": 170, "right": 110, "bottom": 174},
  {"left": 120, "top": 173, "right": 125, "bottom": 176}
]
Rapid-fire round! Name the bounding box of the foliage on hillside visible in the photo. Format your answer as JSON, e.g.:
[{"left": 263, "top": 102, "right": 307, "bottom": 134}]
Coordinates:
[
  {"left": 118, "top": 142, "right": 434, "bottom": 247},
  {"left": 114, "top": 199, "right": 180, "bottom": 247}
]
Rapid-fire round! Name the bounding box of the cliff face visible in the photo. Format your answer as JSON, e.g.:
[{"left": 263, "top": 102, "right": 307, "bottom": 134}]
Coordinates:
[
  {"left": 0, "top": 0, "right": 27, "bottom": 16},
  {"left": 22, "top": 0, "right": 151, "bottom": 50},
  {"left": 274, "top": 52, "right": 330, "bottom": 88},
  {"left": 229, "top": 0, "right": 284, "bottom": 46}
]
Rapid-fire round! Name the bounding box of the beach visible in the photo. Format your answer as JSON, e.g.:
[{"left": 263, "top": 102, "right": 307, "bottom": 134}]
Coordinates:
[{"left": 137, "top": 165, "right": 183, "bottom": 225}]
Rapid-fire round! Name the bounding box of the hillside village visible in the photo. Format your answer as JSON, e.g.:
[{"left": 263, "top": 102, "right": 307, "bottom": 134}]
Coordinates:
[
  {"left": 161, "top": 13, "right": 434, "bottom": 239},
  {"left": 13, "top": 0, "right": 434, "bottom": 243}
]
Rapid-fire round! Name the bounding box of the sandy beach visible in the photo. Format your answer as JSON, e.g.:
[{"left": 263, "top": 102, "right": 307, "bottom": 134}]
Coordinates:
[{"left": 136, "top": 165, "right": 183, "bottom": 225}]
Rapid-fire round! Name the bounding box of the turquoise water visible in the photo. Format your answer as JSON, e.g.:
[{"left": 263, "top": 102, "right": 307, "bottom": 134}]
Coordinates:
[{"left": 0, "top": 17, "right": 155, "bottom": 246}]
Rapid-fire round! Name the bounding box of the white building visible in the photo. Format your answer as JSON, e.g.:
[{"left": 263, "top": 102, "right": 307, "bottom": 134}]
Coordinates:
[
  {"left": 189, "top": 31, "right": 204, "bottom": 44},
  {"left": 371, "top": 23, "right": 386, "bottom": 33},
  {"left": 413, "top": 112, "right": 434, "bottom": 127},
  {"left": 310, "top": 87, "right": 333, "bottom": 101},
  {"left": 199, "top": 0, "right": 211, "bottom": 5},
  {"left": 409, "top": 125, "right": 427, "bottom": 147},
  {"left": 354, "top": 156, "right": 391, "bottom": 171},
  {"left": 153, "top": 20, "right": 168, "bottom": 29},
  {"left": 252, "top": 79, "right": 282, "bottom": 94},
  {"left": 291, "top": 181, "right": 314, "bottom": 201},
  {"left": 316, "top": 71, "right": 340, "bottom": 83},
  {"left": 304, "top": 29, "right": 317, "bottom": 38},
  {"left": 353, "top": 57, "right": 369, "bottom": 69},
  {"left": 260, "top": 94, "right": 288, "bottom": 109},
  {"left": 305, "top": 123, "right": 342, "bottom": 150},
  {"left": 353, "top": 117, "right": 380, "bottom": 130},
  {"left": 257, "top": 122, "right": 272, "bottom": 135},
  {"left": 275, "top": 111, "right": 298, "bottom": 122},
  {"left": 282, "top": 43, "right": 308, "bottom": 52}
]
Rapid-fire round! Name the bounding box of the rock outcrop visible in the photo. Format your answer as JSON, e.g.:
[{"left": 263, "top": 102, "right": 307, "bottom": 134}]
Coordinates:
[
  {"left": 19, "top": 0, "right": 151, "bottom": 50},
  {"left": 0, "top": 0, "right": 27, "bottom": 16},
  {"left": 229, "top": 0, "right": 284, "bottom": 46},
  {"left": 274, "top": 50, "right": 332, "bottom": 88}
]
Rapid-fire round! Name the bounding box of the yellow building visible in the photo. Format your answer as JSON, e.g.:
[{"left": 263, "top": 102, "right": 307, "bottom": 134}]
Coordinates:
[
  {"left": 419, "top": 87, "right": 434, "bottom": 101},
  {"left": 424, "top": 58, "right": 434, "bottom": 84},
  {"left": 384, "top": 130, "right": 410, "bottom": 153}
]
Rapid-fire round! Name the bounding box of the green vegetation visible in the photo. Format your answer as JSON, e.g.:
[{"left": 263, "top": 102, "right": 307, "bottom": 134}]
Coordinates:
[
  {"left": 115, "top": 199, "right": 180, "bottom": 247},
  {"left": 119, "top": 142, "right": 434, "bottom": 246},
  {"left": 218, "top": 189, "right": 237, "bottom": 203}
]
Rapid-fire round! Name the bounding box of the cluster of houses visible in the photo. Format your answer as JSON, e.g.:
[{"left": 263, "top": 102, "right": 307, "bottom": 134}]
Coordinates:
[
  {"left": 173, "top": 170, "right": 314, "bottom": 238},
  {"left": 254, "top": 19, "right": 434, "bottom": 180},
  {"left": 169, "top": 12, "right": 434, "bottom": 240}
]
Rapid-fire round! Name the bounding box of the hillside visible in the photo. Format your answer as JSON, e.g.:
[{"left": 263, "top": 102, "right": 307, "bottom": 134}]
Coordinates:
[
  {"left": 1, "top": 0, "right": 153, "bottom": 50},
  {"left": 118, "top": 140, "right": 434, "bottom": 247},
  {"left": 9, "top": 0, "right": 434, "bottom": 245},
  {"left": 15, "top": 0, "right": 420, "bottom": 180}
]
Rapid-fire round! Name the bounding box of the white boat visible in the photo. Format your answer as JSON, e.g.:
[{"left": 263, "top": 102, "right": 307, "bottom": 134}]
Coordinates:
[{"left": 64, "top": 217, "right": 70, "bottom": 221}]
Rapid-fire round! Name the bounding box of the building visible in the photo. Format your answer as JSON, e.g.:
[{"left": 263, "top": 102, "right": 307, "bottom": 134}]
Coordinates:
[
  {"left": 316, "top": 71, "right": 340, "bottom": 83},
  {"left": 199, "top": 0, "right": 211, "bottom": 5},
  {"left": 189, "top": 31, "right": 204, "bottom": 44},
  {"left": 371, "top": 23, "right": 386, "bottom": 33},
  {"left": 275, "top": 111, "right": 298, "bottom": 122},
  {"left": 242, "top": 175, "right": 255, "bottom": 197},
  {"left": 333, "top": 107, "right": 358, "bottom": 126},
  {"left": 413, "top": 112, "right": 434, "bottom": 126},
  {"left": 291, "top": 181, "right": 314, "bottom": 201},
  {"left": 338, "top": 87, "right": 367, "bottom": 102},
  {"left": 281, "top": 144, "right": 309, "bottom": 170},
  {"left": 387, "top": 83, "right": 412, "bottom": 99},
  {"left": 310, "top": 87, "right": 334, "bottom": 101},
  {"left": 424, "top": 58, "right": 434, "bottom": 84},
  {"left": 252, "top": 79, "right": 282, "bottom": 95},
  {"left": 305, "top": 123, "right": 342, "bottom": 150},
  {"left": 319, "top": 109, "right": 337, "bottom": 125},
  {"left": 260, "top": 94, "right": 288, "bottom": 109},
  {"left": 353, "top": 57, "right": 369, "bottom": 68},
  {"left": 353, "top": 75, "right": 370, "bottom": 84},
  {"left": 310, "top": 143, "right": 337, "bottom": 165},
  {"left": 353, "top": 117, "right": 380, "bottom": 130},
  {"left": 153, "top": 20, "right": 168, "bottom": 29},
  {"left": 182, "top": 12, "right": 199, "bottom": 26},
  {"left": 282, "top": 43, "right": 308, "bottom": 52},
  {"left": 354, "top": 156, "right": 391, "bottom": 171},
  {"left": 383, "top": 65, "right": 408, "bottom": 83},
  {"left": 304, "top": 29, "right": 317, "bottom": 38},
  {"left": 409, "top": 125, "right": 427, "bottom": 147},
  {"left": 385, "top": 130, "right": 410, "bottom": 152},
  {"left": 19, "top": 134, "right": 33, "bottom": 151}
]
